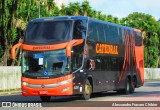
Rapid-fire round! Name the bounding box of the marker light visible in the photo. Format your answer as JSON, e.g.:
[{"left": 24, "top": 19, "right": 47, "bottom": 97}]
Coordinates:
[{"left": 62, "top": 87, "right": 70, "bottom": 92}]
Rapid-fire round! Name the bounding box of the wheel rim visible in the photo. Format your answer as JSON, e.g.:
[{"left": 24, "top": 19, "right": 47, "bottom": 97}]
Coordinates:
[
  {"left": 85, "top": 84, "right": 91, "bottom": 95},
  {"left": 131, "top": 81, "right": 135, "bottom": 88}
]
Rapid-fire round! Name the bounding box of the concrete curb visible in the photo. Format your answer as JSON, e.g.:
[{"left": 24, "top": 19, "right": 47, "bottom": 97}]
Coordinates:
[{"left": 0, "top": 90, "right": 21, "bottom": 96}]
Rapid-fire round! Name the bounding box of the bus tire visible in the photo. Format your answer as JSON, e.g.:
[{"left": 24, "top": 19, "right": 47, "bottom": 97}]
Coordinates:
[
  {"left": 130, "top": 77, "right": 136, "bottom": 93},
  {"left": 40, "top": 96, "right": 51, "bottom": 102},
  {"left": 122, "top": 78, "right": 130, "bottom": 95},
  {"left": 81, "top": 79, "right": 92, "bottom": 100}
]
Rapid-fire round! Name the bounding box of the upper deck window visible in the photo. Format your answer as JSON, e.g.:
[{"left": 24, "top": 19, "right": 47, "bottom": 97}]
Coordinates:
[
  {"left": 25, "top": 20, "right": 72, "bottom": 44},
  {"left": 73, "top": 19, "right": 87, "bottom": 39},
  {"left": 135, "top": 32, "right": 142, "bottom": 46}
]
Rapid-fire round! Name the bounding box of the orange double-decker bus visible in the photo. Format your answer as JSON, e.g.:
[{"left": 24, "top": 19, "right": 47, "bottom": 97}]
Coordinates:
[{"left": 11, "top": 16, "right": 144, "bottom": 101}]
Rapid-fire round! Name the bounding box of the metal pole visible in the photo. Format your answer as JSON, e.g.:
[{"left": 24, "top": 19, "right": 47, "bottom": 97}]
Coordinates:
[{"left": 39, "top": 0, "right": 41, "bottom": 18}]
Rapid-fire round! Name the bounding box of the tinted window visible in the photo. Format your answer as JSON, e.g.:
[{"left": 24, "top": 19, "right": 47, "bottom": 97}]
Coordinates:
[
  {"left": 73, "top": 19, "right": 87, "bottom": 39},
  {"left": 71, "top": 43, "right": 84, "bottom": 71},
  {"left": 135, "top": 32, "right": 142, "bottom": 46},
  {"left": 25, "top": 20, "right": 72, "bottom": 44},
  {"left": 97, "top": 23, "right": 105, "bottom": 43},
  {"left": 22, "top": 49, "right": 70, "bottom": 77},
  {"left": 111, "top": 57, "right": 119, "bottom": 71},
  {"left": 88, "top": 21, "right": 98, "bottom": 41},
  {"left": 88, "top": 21, "right": 106, "bottom": 42},
  {"left": 104, "top": 24, "right": 122, "bottom": 44}
]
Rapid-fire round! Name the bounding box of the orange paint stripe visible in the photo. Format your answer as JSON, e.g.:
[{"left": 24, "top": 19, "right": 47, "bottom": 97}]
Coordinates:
[
  {"left": 22, "top": 42, "right": 68, "bottom": 51},
  {"left": 73, "top": 39, "right": 84, "bottom": 46}
]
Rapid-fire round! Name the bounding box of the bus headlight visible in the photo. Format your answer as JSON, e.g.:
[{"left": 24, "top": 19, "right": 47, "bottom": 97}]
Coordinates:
[{"left": 22, "top": 82, "right": 28, "bottom": 86}]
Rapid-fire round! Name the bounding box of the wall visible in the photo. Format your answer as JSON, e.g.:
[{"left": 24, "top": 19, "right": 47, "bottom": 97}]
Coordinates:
[
  {"left": 144, "top": 68, "right": 160, "bottom": 80},
  {"left": 0, "top": 66, "right": 21, "bottom": 91}
]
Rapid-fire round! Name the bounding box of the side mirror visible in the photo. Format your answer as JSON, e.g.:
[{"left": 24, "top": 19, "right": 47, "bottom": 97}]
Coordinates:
[{"left": 11, "top": 42, "right": 22, "bottom": 60}]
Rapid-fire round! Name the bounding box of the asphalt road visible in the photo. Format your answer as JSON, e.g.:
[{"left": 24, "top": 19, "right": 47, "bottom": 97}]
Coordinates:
[{"left": 0, "top": 81, "right": 160, "bottom": 110}]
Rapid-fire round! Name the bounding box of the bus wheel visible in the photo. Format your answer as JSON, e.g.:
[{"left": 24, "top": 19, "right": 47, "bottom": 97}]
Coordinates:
[
  {"left": 130, "top": 77, "right": 136, "bottom": 93},
  {"left": 40, "top": 96, "right": 51, "bottom": 102},
  {"left": 122, "top": 78, "right": 130, "bottom": 95},
  {"left": 81, "top": 80, "right": 92, "bottom": 100}
]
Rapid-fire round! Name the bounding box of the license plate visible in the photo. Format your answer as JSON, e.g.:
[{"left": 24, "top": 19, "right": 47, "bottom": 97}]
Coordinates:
[{"left": 39, "top": 91, "right": 48, "bottom": 95}]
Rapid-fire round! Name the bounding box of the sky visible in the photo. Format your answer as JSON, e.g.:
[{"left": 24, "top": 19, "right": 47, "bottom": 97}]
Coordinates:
[{"left": 54, "top": 0, "right": 160, "bottom": 20}]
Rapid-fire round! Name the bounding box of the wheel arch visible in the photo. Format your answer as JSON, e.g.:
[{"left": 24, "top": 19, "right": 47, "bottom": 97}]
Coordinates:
[
  {"left": 87, "top": 77, "right": 93, "bottom": 92},
  {"left": 132, "top": 75, "right": 137, "bottom": 87}
]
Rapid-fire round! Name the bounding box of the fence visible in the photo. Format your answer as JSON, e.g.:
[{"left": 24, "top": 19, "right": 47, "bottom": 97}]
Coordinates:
[{"left": 0, "top": 67, "right": 160, "bottom": 91}]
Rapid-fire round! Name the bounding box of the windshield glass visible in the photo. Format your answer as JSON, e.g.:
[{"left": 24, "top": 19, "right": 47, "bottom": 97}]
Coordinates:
[
  {"left": 22, "top": 49, "right": 70, "bottom": 78},
  {"left": 25, "top": 20, "right": 72, "bottom": 44}
]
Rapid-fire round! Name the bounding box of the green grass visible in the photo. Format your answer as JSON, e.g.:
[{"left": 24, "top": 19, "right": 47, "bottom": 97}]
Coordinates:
[{"left": 0, "top": 88, "right": 21, "bottom": 93}]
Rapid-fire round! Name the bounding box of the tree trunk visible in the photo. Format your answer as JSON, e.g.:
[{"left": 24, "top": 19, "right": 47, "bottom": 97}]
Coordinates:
[
  {"left": 0, "top": 51, "right": 7, "bottom": 66},
  {"left": 84, "top": 11, "right": 87, "bottom": 16},
  {"left": 17, "top": 48, "right": 22, "bottom": 66},
  {"left": 0, "top": 45, "right": 11, "bottom": 66}
]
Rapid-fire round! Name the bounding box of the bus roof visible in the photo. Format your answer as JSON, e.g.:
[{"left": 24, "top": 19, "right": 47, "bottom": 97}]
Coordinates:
[{"left": 31, "top": 16, "right": 141, "bottom": 32}]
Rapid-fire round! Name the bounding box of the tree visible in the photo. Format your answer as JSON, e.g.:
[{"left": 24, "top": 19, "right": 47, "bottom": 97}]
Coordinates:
[
  {"left": 66, "top": 2, "right": 81, "bottom": 16},
  {"left": 60, "top": 4, "right": 67, "bottom": 15},
  {"left": 81, "top": 1, "right": 91, "bottom": 16},
  {"left": 45, "top": 0, "right": 59, "bottom": 16},
  {"left": 106, "top": 15, "right": 113, "bottom": 22},
  {"left": 113, "top": 17, "right": 120, "bottom": 24},
  {"left": 90, "top": 9, "right": 97, "bottom": 18},
  {"left": 0, "top": 0, "right": 19, "bottom": 66}
]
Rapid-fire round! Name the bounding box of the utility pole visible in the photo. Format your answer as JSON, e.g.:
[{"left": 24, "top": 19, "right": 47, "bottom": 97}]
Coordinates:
[{"left": 38, "top": 0, "right": 41, "bottom": 18}]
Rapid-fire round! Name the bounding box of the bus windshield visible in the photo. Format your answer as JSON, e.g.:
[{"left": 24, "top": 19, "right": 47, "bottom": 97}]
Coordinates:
[
  {"left": 25, "top": 20, "right": 72, "bottom": 44},
  {"left": 22, "top": 49, "right": 71, "bottom": 78}
]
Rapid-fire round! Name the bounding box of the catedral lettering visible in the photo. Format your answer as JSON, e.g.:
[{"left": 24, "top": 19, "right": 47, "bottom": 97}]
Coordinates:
[
  {"left": 96, "top": 43, "right": 118, "bottom": 55},
  {"left": 33, "top": 46, "right": 50, "bottom": 50}
]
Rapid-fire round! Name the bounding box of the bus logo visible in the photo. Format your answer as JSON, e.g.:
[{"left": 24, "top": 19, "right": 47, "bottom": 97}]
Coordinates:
[
  {"left": 96, "top": 43, "right": 118, "bottom": 55},
  {"left": 41, "top": 84, "right": 45, "bottom": 88},
  {"left": 44, "top": 70, "right": 48, "bottom": 76}
]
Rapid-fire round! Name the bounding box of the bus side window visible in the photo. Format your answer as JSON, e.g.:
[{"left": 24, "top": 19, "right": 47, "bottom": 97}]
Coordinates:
[
  {"left": 88, "top": 21, "right": 98, "bottom": 41},
  {"left": 104, "top": 24, "right": 111, "bottom": 44},
  {"left": 71, "top": 43, "right": 84, "bottom": 71},
  {"left": 101, "top": 57, "right": 105, "bottom": 71},
  {"left": 95, "top": 58, "right": 101, "bottom": 70},
  {"left": 73, "top": 20, "right": 87, "bottom": 39},
  {"left": 111, "top": 57, "right": 119, "bottom": 71},
  {"left": 97, "top": 23, "right": 105, "bottom": 43},
  {"left": 86, "top": 59, "right": 91, "bottom": 70},
  {"left": 135, "top": 32, "right": 142, "bottom": 46}
]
